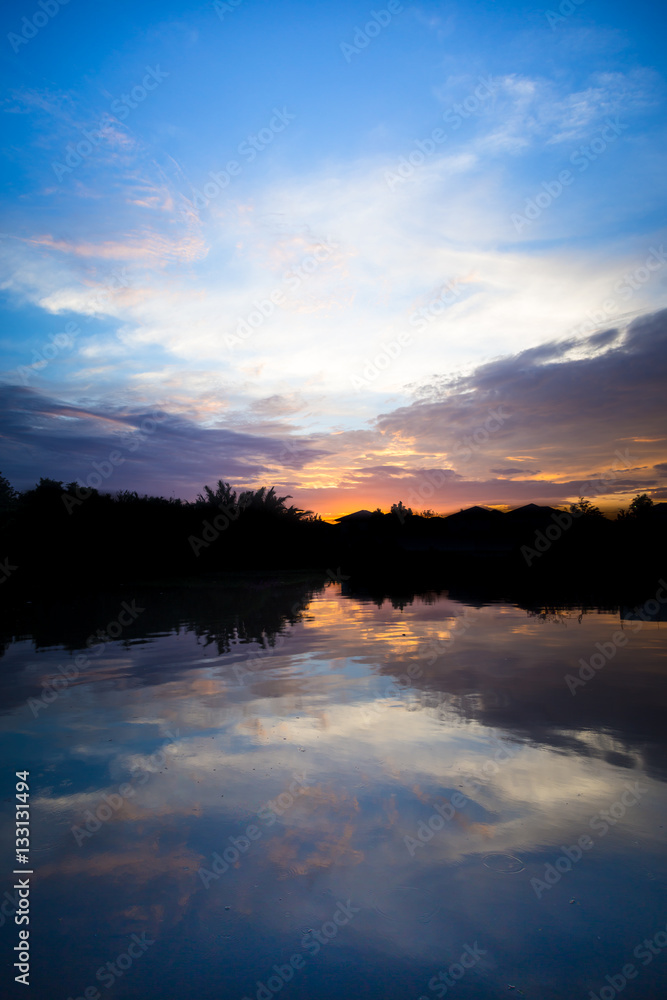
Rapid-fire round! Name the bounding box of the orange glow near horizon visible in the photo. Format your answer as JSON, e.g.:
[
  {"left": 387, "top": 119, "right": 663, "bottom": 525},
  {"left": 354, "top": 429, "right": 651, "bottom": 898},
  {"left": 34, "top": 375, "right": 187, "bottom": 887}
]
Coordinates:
[{"left": 312, "top": 493, "right": 648, "bottom": 522}]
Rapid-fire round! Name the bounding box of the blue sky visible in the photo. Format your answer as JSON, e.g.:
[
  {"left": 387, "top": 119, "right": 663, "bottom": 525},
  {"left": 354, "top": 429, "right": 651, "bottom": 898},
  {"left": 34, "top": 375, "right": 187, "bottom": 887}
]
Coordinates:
[{"left": 1, "top": 0, "right": 666, "bottom": 514}]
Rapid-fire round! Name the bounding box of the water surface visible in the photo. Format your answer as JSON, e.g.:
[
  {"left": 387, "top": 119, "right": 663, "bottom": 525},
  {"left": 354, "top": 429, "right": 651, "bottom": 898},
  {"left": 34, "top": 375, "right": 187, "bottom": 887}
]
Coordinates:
[{"left": 1, "top": 576, "right": 666, "bottom": 999}]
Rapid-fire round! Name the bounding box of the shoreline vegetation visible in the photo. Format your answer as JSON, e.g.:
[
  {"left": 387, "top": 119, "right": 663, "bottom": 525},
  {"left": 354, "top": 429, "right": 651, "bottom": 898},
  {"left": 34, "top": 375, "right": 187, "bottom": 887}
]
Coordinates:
[{"left": 0, "top": 474, "right": 665, "bottom": 604}]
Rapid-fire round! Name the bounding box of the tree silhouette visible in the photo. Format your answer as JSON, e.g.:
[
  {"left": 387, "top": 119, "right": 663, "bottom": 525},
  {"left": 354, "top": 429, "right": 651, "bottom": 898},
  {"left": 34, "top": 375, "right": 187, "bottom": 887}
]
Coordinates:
[
  {"left": 569, "top": 496, "right": 604, "bottom": 519},
  {"left": 115, "top": 489, "right": 140, "bottom": 503},
  {"left": 390, "top": 501, "right": 413, "bottom": 521},
  {"left": 196, "top": 481, "right": 312, "bottom": 519},
  {"left": 618, "top": 493, "right": 654, "bottom": 520},
  {"left": 238, "top": 486, "right": 312, "bottom": 519},
  {"left": 0, "top": 471, "right": 17, "bottom": 512},
  {"left": 0, "top": 470, "right": 663, "bottom": 596},
  {"left": 197, "top": 480, "right": 238, "bottom": 510}
]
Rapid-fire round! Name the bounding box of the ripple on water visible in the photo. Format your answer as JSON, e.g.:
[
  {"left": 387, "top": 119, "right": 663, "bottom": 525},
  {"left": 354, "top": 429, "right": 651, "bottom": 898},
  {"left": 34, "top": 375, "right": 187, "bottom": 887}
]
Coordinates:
[
  {"left": 482, "top": 853, "right": 525, "bottom": 874},
  {"left": 275, "top": 862, "right": 306, "bottom": 880}
]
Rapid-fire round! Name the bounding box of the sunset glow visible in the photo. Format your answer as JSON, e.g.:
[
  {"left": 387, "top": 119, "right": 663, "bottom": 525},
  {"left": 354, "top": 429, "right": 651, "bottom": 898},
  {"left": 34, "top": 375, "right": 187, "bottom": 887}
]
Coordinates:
[{"left": 1, "top": 0, "right": 666, "bottom": 516}]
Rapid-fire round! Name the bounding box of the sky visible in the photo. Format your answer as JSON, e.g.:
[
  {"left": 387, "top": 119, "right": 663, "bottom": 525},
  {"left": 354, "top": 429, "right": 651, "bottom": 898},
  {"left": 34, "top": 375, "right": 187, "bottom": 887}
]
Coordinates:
[{"left": 1, "top": 0, "right": 666, "bottom": 517}]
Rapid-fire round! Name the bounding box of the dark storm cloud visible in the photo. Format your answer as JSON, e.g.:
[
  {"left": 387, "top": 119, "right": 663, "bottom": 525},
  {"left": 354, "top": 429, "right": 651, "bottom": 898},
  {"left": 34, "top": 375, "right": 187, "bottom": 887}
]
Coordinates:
[
  {"left": 1, "top": 309, "right": 665, "bottom": 510},
  {"left": 376, "top": 309, "right": 667, "bottom": 496},
  {"left": 0, "top": 384, "right": 329, "bottom": 497}
]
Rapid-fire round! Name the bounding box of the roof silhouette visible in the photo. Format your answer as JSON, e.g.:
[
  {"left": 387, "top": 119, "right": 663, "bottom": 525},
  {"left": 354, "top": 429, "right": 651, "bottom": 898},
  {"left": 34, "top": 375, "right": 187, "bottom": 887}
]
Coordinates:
[
  {"left": 506, "top": 503, "right": 562, "bottom": 519},
  {"left": 335, "top": 509, "right": 374, "bottom": 522},
  {"left": 446, "top": 505, "right": 504, "bottom": 522}
]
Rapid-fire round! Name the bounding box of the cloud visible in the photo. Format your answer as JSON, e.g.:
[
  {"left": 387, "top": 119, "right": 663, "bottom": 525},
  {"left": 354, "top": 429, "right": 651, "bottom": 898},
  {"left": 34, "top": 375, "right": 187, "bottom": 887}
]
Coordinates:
[
  {"left": 1, "top": 52, "right": 665, "bottom": 516},
  {"left": 0, "top": 309, "right": 665, "bottom": 512},
  {"left": 375, "top": 309, "right": 667, "bottom": 499},
  {"left": 25, "top": 232, "right": 206, "bottom": 266},
  {"left": 462, "top": 68, "right": 661, "bottom": 154},
  {"left": 4, "top": 60, "right": 664, "bottom": 405},
  {"left": 490, "top": 468, "right": 541, "bottom": 478},
  {"left": 0, "top": 384, "right": 330, "bottom": 496},
  {"left": 249, "top": 393, "right": 308, "bottom": 417}
]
